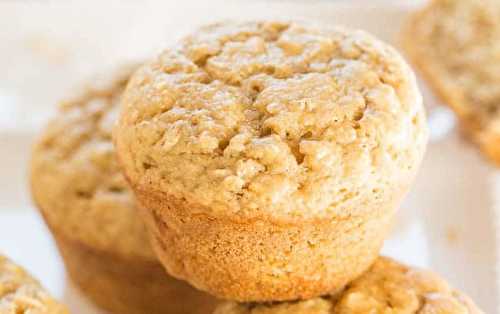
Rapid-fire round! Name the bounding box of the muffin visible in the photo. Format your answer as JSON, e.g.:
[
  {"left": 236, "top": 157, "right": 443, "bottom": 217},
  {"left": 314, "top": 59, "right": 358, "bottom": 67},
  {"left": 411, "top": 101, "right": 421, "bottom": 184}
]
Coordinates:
[
  {"left": 0, "top": 254, "right": 68, "bottom": 314},
  {"left": 30, "top": 66, "right": 217, "bottom": 314},
  {"left": 213, "top": 257, "right": 483, "bottom": 314},
  {"left": 114, "top": 21, "right": 428, "bottom": 301},
  {"left": 402, "top": 0, "right": 500, "bottom": 164}
]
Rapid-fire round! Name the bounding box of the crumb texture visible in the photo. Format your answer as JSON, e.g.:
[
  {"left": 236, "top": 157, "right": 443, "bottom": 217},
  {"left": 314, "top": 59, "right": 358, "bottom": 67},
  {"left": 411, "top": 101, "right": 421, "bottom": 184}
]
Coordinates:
[
  {"left": 213, "top": 257, "right": 483, "bottom": 314},
  {"left": 117, "top": 21, "right": 427, "bottom": 219},
  {"left": 30, "top": 65, "right": 155, "bottom": 260},
  {"left": 0, "top": 255, "right": 68, "bottom": 314},
  {"left": 405, "top": 0, "right": 500, "bottom": 133}
]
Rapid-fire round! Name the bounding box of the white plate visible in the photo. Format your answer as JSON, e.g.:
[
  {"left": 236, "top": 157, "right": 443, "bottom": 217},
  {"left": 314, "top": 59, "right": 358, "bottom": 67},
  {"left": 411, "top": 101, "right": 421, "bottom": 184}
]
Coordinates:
[{"left": 0, "top": 1, "right": 497, "bottom": 313}]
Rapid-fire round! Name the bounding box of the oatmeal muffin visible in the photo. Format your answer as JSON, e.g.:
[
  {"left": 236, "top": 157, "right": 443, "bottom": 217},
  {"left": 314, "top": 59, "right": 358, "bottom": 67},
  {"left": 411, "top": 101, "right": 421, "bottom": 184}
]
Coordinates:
[
  {"left": 30, "top": 66, "right": 217, "bottom": 314},
  {"left": 213, "top": 257, "right": 483, "bottom": 314},
  {"left": 0, "top": 254, "right": 68, "bottom": 314},
  {"left": 402, "top": 0, "right": 500, "bottom": 164},
  {"left": 114, "top": 21, "right": 428, "bottom": 301}
]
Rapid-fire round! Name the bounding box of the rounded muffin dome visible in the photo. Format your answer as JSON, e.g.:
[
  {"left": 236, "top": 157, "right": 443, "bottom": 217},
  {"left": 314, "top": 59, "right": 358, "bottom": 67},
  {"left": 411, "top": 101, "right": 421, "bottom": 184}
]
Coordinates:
[{"left": 116, "top": 20, "right": 427, "bottom": 220}]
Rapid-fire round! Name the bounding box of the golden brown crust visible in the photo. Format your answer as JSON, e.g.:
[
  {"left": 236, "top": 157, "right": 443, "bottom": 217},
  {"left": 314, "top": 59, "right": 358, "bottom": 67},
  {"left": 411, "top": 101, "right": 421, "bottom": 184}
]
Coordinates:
[
  {"left": 402, "top": 0, "right": 500, "bottom": 165},
  {"left": 52, "top": 229, "right": 217, "bottom": 314},
  {"left": 213, "top": 257, "right": 484, "bottom": 314},
  {"left": 136, "top": 186, "right": 401, "bottom": 302},
  {"left": 0, "top": 255, "right": 68, "bottom": 314}
]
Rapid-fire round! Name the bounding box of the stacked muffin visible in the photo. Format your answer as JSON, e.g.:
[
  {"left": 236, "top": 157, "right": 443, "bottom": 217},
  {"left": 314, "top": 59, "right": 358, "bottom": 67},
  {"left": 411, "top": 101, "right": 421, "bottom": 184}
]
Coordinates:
[
  {"left": 214, "top": 257, "right": 482, "bottom": 314},
  {"left": 29, "top": 20, "right": 483, "bottom": 313}
]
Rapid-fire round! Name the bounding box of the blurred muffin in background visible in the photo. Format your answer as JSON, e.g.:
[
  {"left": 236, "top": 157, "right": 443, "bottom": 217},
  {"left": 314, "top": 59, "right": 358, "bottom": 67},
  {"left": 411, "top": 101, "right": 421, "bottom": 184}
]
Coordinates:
[
  {"left": 30, "top": 65, "right": 217, "bottom": 314},
  {"left": 0, "top": 254, "right": 68, "bottom": 314},
  {"left": 213, "top": 256, "right": 483, "bottom": 314},
  {"left": 402, "top": 0, "right": 500, "bottom": 165}
]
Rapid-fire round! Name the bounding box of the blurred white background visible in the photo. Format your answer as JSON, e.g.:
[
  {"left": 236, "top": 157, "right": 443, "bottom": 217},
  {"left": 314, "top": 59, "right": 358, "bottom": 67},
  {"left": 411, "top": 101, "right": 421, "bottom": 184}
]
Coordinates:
[{"left": 1, "top": 1, "right": 497, "bottom": 313}]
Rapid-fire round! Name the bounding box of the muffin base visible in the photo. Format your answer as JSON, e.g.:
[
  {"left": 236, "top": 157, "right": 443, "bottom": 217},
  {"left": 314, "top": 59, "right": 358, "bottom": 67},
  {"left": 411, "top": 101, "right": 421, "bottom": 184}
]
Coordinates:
[
  {"left": 137, "top": 188, "right": 398, "bottom": 302},
  {"left": 51, "top": 229, "right": 217, "bottom": 314}
]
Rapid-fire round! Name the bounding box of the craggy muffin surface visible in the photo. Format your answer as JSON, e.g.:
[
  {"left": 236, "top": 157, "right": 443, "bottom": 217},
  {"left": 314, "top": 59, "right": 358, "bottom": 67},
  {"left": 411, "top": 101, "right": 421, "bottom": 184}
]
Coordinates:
[
  {"left": 116, "top": 20, "right": 427, "bottom": 220},
  {"left": 214, "top": 257, "right": 483, "bottom": 314},
  {"left": 31, "top": 65, "right": 155, "bottom": 260},
  {"left": 403, "top": 0, "right": 500, "bottom": 163},
  {"left": 114, "top": 20, "right": 426, "bottom": 301},
  {"left": 0, "top": 255, "right": 68, "bottom": 314}
]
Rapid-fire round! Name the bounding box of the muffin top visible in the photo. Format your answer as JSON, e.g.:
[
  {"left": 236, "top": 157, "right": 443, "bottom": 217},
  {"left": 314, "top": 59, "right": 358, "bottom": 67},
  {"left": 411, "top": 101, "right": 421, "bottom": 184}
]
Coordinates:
[
  {"left": 405, "top": 0, "right": 500, "bottom": 129},
  {"left": 0, "top": 255, "right": 68, "bottom": 314},
  {"left": 31, "top": 66, "right": 156, "bottom": 261},
  {"left": 116, "top": 21, "right": 427, "bottom": 220},
  {"left": 213, "top": 257, "right": 483, "bottom": 314}
]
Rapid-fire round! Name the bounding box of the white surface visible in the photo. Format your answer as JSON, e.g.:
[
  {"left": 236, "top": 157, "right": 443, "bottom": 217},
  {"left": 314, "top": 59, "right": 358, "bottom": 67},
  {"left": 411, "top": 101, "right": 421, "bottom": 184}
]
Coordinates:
[{"left": 0, "top": 1, "right": 497, "bottom": 313}]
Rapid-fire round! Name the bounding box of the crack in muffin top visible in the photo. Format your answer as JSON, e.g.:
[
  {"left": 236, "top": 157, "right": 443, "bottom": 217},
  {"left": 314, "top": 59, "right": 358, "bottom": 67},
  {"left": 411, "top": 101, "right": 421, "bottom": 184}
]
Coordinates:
[
  {"left": 116, "top": 21, "right": 427, "bottom": 219},
  {"left": 31, "top": 65, "right": 156, "bottom": 260},
  {"left": 212, "top": 257, "right": 482, "bottom": 314}
]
